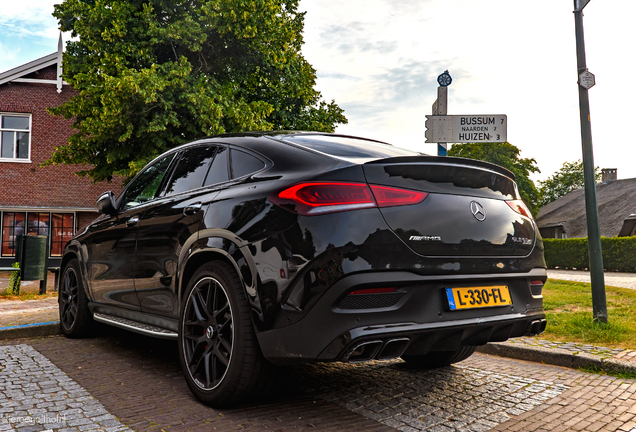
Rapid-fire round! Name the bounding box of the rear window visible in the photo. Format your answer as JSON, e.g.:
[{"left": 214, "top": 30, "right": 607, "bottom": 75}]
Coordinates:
[
  {"left": 231, "top": 149, "right": 265, "bottom": 178},
  {"left": 281, "top": 135, "right": 418, "bottom": 159}
]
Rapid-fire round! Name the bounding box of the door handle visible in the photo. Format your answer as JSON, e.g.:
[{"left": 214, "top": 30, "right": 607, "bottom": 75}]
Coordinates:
[
  {"left": 126, "top": 217, "right": 139, "bottom": 227},
  {"left": 184, "top": 203, "right": 202, "bottom": 216}
]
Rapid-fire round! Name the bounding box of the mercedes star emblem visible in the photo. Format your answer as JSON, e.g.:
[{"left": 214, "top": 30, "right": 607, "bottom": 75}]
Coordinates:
[{"left": 470, "top": 201, "right": 486, "bottom": 222}]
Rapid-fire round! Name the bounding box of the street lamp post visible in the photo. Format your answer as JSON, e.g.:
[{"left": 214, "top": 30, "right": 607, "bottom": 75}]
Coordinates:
[{"left": 573, "top": 0, "right": 608, "bottom": 323}]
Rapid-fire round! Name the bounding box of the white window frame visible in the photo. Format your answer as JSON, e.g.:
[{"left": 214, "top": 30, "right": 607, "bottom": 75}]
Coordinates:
[{"left": 0, "top": 112, "right": 32, "bottom": 163}]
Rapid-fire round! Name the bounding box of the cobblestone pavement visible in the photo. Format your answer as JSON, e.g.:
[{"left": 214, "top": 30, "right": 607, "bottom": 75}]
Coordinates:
[
  {"left": 1, "top": 329, "right": 636, "bottom": 432},
  {"left": 506, "top": 337, "right": 627, "bottom": 360},
  {"left": 2, "top": 270, "right": 636, "bottom": 431},
  {"left": 0, "top": 344, "right": 130, "bottom": 432},
  {"left": 297, "top": 361, "right": 568, "bottom": 431}
]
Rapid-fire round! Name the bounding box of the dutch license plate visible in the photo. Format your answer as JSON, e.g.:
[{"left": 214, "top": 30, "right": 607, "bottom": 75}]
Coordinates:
[{"left": 445, "top": 286, "right": 512, "bottom": 310}]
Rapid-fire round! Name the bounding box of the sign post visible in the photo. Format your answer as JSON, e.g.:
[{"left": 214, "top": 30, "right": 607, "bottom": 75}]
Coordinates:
[
  {"left": 573, "top": 0, "right": 607, "bottom": 323},
  {"left": 433, "top": 71, "right": 451, "bottom": 156},
  {"left": 426, "top": 71, "right": 507, "bottom": 147},
  {"left": 425, "top": 115, "right": 507, "bottom": 143}
]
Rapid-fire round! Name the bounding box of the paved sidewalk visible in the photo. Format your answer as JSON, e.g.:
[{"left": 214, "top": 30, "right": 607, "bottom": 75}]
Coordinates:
[
  {"left": 548, "top": 269, "right": 636, "bottom": 290},
  {"left": 2, "top": 270, "right": 636, "bottom": 431},
  {"left": 3, "top": 334, "right": 636, "bottom": 432},
  {"left": 0, "top": 297, "right": 58, "bottom": 328},
  {"left": 0, "top": 270, "right": 61, "bottom": 338}
]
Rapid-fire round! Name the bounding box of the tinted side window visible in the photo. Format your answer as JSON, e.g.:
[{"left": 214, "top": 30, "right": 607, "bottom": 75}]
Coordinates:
[
  {"left": 164, "top": 146, "right": 217, "bottom": 195},
  {"left": 231, "top": 149, "right": 265, "bottom": 179},
  {"left": 204, "top": 147, "right": 229, "bottom": 186},
  {"left": 121, "top": 154, "right": 174, "bottom": 210}
]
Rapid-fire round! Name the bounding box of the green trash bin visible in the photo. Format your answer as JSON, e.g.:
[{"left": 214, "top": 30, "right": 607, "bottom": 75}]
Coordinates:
[{"left": 16, "top": 235, "right": 49, "bottom": 294}]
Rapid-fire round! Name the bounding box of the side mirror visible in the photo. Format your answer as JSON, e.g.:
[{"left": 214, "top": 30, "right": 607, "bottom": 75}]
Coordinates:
[{"left": 96, "top": 191, "right": 118, "bottom": 216}]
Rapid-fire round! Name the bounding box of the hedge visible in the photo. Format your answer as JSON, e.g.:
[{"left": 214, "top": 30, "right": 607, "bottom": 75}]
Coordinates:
[{"left": 543, "top": 237, "right": 636, "bottom": 272}]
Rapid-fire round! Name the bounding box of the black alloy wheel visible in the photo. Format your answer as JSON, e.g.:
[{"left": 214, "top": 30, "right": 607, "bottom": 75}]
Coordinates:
[
  {"left": 181, "top": 275, "right": 234, "bottom": 390},
  {"left": 59, "top": 258, "right": 93, "bottom": 337},
  {"left": 178, "top": 261, "right": 277, "bottom": 406}
]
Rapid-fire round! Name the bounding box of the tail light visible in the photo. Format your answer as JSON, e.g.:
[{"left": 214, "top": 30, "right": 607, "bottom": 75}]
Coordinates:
[
  {"left": 506, "top": 200, "right": 532, "bottom": 218},
  {"left": 270, "top": 182, "right": 428, "bottom": 216},
  {"left": 370, "top": 185, "right": 428, "bottom": 208}
]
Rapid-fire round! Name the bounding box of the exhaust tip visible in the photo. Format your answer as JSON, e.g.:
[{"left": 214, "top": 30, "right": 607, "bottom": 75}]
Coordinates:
[
  {"left": 526, "top": 319, "right": 547, "bottom": 336},
  {"left": 345, "top": 341, "right": 382, "bottom": 363},
  {"left": 377, "top": 338, "right": 410, "bottom": 361}
]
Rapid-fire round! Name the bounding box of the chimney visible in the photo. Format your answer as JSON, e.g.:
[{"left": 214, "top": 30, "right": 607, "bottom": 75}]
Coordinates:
[{"left": 602, "top": 168, "right": 617, "bottom": 183}]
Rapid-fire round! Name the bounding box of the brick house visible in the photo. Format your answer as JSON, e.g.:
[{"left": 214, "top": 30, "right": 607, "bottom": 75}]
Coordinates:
[{"left": 0, "top": 35, "right": 121, "bottom": 268}]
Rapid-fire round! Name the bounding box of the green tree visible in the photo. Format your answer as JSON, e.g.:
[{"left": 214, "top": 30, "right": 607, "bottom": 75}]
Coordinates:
[
  {"left": 448, "top": 142, "right": 541, "bottom": 215},
  {"left": 47, "top": 0, "right": 347, "bottom": 182},
  {"left": 538, "top": 160, "right": 601, "bottom": 208}
]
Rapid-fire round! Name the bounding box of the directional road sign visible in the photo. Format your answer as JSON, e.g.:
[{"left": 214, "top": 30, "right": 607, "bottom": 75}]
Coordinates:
[{"left": 425, "top": 115, "right": 507, "bottom": 143}]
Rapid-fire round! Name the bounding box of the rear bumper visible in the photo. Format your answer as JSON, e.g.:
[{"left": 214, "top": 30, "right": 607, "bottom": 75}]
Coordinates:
[{"left": 257, "top": 268, "right": 546, "bottom": 364}]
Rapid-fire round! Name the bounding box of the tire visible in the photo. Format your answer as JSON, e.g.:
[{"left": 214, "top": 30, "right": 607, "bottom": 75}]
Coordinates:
[
  {"left": 59, "top": 258, "right": 94, "bottom": 337},
  {"left": 401, "top": 345, "right": 477, "bottom": 369},
  {"left": 178, "top": 261, "right": 276, "bottom": 407}
]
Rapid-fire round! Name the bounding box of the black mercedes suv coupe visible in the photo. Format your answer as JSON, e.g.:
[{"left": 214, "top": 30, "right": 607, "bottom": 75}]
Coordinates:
[{"left": 58, "top": 131, "right": 546, "bottom": 406}]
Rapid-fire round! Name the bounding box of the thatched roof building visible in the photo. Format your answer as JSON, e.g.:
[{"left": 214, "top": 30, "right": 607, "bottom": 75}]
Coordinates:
[{"left": 536, "top": 171, "right": 636, "bottom": 239}]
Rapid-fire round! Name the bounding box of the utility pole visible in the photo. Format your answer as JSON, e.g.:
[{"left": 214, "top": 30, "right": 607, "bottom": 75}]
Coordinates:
[{"left": 573, "top": 0, "right": 608, "bottom": 323}]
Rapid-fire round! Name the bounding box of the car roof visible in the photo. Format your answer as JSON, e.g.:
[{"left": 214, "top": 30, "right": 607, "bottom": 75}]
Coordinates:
[{"left": 147, "top": 131, "right": 514, "bottom": 180}]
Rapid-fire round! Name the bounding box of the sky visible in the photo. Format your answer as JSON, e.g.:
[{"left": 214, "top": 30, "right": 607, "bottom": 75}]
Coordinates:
[{"left": 1, "top": 0, "right": 635, "bottom": 182}]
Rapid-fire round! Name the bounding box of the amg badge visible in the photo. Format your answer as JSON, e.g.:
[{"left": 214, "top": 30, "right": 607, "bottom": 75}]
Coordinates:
[{"left": 409, "top": 235, "right": 442, "bottom": 241}]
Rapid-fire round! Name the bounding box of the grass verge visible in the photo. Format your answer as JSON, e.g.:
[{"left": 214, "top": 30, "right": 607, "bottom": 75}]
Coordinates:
[
  {"left": 539, "top": 279, "right": 636, "bottom": 349},
  {"left": 0, "top": 288, "right": 57, "bottom": 301},
  {"left": 578, "top": 364, "right": 636, "bottom": 380}
]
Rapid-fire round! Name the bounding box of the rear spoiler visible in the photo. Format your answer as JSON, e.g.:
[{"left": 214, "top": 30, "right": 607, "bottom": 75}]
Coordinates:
[{"left": 364, "top": 156, "right": 515, "bottom": 180}]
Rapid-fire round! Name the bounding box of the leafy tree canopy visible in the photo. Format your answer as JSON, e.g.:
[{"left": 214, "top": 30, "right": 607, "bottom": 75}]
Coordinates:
[
  {"left": 538, "top": 160, "right": 600, "bottom": 208},
  {"left": 447, "top": 142, "right": 541, "bottom": 215},
  {"left": 47, "top": 0, "right": 347, "bottom": 182}
]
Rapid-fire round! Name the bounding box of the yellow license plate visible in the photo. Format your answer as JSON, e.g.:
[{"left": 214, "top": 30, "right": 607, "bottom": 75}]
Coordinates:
[{"left": 445, "top": 286, "right": 512, "bottom": 310}]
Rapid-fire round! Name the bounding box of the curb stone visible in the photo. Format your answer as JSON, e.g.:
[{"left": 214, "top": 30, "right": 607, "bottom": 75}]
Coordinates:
[
  {"left": 0, "top": 321, "right": 61, "bottom": 340},
  {"left": 477, "top": 341, "right": 636, "bottom": 375}
]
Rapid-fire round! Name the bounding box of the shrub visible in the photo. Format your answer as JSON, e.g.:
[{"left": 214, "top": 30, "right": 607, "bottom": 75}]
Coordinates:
[
  {"left": 8, "top": 262, "right": 20, "bottom": 294},
  {"left": 543, "top": 237, "right": 636, "bottom": 272}
]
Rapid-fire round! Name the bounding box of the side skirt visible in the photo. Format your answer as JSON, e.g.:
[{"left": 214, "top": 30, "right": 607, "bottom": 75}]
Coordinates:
[
  {"left": 88, "top": 302, "right": 178, "bottom": 340},
  {"left": 93, "top": 313, "right": 178, "bottom": 340}
]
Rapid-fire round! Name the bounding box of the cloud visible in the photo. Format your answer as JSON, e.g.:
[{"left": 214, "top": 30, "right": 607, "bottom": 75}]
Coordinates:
[
  {"left": 334, "top": 40, "right": 398, "bottom": 55},
  {"left": 0, "top": 1, "right": 60, "bottom": 71},
  {"left": 317, "top": 22, "right": 401, "bottom": 56},
  {"left": 359, "top": 40, "right": 398, "bottom": 54},
  {"left": 316, "top": 72, "right": 361, "bottom": 81},
  {"left": 0, "top": 1, "right": 58, "bottom": 38},
  {"left": 373, "top": 61, "right": 435, "bottom": 104},
  {"left": 0, "top": 42, "right": 20, "bottom": 72},
  {"left": 318, "top": 23, "right": 366, "bottom": 43},
  {"left": 1, "top": 0, "right": 58, "bottom": 20}
]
